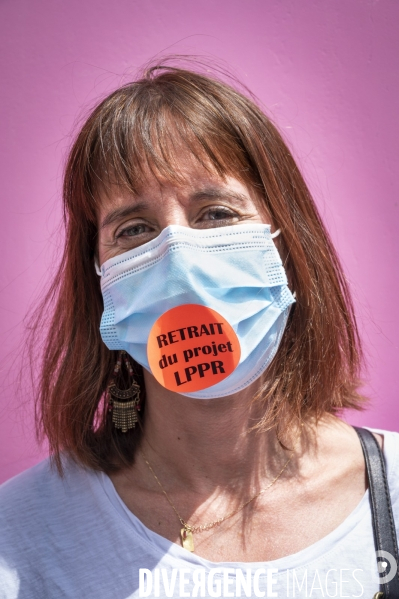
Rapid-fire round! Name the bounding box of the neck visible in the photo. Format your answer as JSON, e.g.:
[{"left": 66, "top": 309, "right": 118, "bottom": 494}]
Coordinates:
[{"left": 139, "top": 373, "right": 296, "bottom": 493}]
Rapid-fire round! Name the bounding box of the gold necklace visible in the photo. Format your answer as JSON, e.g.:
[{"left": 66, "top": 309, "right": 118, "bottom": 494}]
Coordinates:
[{"left": 141, "top": 448, "right": 295, "bottom": 552}]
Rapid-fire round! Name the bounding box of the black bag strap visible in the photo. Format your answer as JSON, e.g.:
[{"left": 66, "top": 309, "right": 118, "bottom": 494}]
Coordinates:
[{"left": 354, "top": 426, "right": 399, "bottom": 598}]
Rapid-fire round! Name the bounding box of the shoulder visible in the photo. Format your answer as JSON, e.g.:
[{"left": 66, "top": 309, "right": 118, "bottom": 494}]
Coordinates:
[
  {"left": 329, "top": 423, "right": 399, "bottom": 490},
  {"left": 0, "top": 458, "right": 61, "bottom": 596},
  {"left": 0, "top": 454, "right": 107, "bottom": 597},
  {"left": 354, "top": 426, "right": 399, "bottom": 531},
  {"left": 0, "top": 453, "right": 90, "bottom": 515},
  {"left": 0, "top": 456, "right": 93, "bottom": 560},
  {"left": 0, "top": 456, "right": 79, "bottom": 544},
  {"left": 366, "top": 427, "right": 399, "bottom": 496},
  {"left": 0, "top": 452, "right": 104, "bottom": 532},
  {"left": 310, "top": 417, "right": 399, "bottom": 472},
  {"left": 303, "top": 419, "right": 399, "bottom": 508},
  {"left": 0, "top": 457, "right": 55, "bottom": 523}
]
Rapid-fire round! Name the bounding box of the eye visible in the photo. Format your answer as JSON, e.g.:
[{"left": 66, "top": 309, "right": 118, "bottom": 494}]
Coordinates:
[
  {"left": 116, "top": 223, "right": 151, "bottom": 238},
  {"left": 200, "top": 206, "right": 238, "bottom": 223}
]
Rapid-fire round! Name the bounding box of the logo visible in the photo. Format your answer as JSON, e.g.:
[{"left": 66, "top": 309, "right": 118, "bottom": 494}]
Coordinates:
[
  {"left": 147, "top": 304, "right": 241, "bottom": 392},
  {"left": 373, "top": 550, "right": 398, "bottom": 585}
]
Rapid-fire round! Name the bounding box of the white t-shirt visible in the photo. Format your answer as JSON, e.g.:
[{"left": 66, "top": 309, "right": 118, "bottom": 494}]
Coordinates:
[{"left": 0, "top": 428, "right": 398, "bottom": 599}]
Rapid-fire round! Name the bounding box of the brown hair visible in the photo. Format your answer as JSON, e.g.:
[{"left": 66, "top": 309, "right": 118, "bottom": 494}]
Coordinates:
[{"left": 30, "top": 62, "right": 365, "bottom": 474}]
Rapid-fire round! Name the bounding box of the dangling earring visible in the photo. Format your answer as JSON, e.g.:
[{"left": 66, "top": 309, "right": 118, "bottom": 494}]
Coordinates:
[{"left": 107, "top": 351, "right": 141, "bottom": 433}]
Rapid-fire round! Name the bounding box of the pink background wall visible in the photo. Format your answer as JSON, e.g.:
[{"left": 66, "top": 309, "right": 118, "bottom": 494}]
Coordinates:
[{"left": 0, "top": 0, "right": 398, "bottom": 483}]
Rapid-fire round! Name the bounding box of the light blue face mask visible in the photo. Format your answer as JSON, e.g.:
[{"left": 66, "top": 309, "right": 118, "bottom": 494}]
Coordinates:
[{"left": 97, "top": 224, "right": 295, "bottom": 399}]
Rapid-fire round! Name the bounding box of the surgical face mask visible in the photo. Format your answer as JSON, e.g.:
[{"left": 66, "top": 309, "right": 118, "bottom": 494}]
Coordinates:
[{"left": 98, "top": 224, "right": 295, "bottom": 399}]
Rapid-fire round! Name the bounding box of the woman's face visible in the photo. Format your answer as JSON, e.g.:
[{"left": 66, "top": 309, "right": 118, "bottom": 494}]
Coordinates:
[{"left": 97, "top": 156, "right": 271, "bottom": 266}]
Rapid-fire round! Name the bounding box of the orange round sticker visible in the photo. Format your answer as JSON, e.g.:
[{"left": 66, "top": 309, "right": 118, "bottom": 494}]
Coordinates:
[{"left": 147, "top": 304, "right": 241, "bottom": 393}]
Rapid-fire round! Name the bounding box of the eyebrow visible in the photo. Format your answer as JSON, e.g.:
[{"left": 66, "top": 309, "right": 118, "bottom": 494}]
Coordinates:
[
  {"left": 100, "top": 202, "right": 148, "bottom": 229},
  {"left": 190, "top": 187, "right": 249, "bottom": 204},
  {"left": 100, "top": 186, "right": 249, "bottom": 229}
]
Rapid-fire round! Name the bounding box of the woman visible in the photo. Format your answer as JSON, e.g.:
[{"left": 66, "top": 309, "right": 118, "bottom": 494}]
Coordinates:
[{"left": 0, "top": 63, "right": 398, "bottom": 598}]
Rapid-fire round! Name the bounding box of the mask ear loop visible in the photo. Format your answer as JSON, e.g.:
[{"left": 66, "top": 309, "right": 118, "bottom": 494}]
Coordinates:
[
  {"left": 94, "top": 259, "right": 102, "bottom": 276},
  {"left": 270, "top": 228, "right": 296, "bottom": 298}
]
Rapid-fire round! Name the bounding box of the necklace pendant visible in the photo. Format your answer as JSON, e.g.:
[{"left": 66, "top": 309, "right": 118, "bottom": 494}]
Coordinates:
[{"left": 180, "top": 527, "right": 194, "bottom": 552}]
